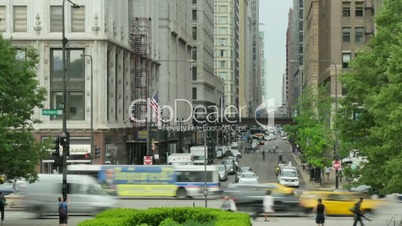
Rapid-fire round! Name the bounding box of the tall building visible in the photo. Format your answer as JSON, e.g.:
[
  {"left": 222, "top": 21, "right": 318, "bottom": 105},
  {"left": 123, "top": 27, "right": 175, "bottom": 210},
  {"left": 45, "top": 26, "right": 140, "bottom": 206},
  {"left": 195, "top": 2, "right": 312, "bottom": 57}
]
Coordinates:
[
  {"left": 0, "top": 0, "right": 135, "bottom": 171},
  {"left": 0, "top": 0, "right": 214, "bottom": 169},
  {"left": 238, "top": 0, "right": 247, "bottom": 117},
  {"left": 285, "top": 8, "right": 294, "bottom": 116},
  {"left": 214, "top": 0, "right": 240, "bottom": 117},
  {"left": 289, "top": 0, "right": 304, "bottom": 116},
  {"left": 259, "top": 31, "right": 267, "bottom": 103},
  {"left": 245, "top": 2, "right": 254, "bottom": 117},
  {"left": 191, "top": 0, "right": 224, "bottom": 143},
  {"left": 250, "top": 0, "right": 262, "bottom": 114},
  {"left": 302, "top": 0, "right": 384, "bottom": 101}
]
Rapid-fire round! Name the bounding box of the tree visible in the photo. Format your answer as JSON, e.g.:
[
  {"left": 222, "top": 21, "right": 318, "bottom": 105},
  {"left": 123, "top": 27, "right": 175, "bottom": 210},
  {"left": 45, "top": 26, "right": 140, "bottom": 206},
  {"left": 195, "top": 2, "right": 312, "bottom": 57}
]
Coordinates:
[
  {"left": 337, "top": 0, "right": 402, "bottom": 195},
  {"left": 284, "top": 85, "right": 333, "bottom": 171},
  {"left": 0, "top": 35, "right": 48, "bottom": 182}
]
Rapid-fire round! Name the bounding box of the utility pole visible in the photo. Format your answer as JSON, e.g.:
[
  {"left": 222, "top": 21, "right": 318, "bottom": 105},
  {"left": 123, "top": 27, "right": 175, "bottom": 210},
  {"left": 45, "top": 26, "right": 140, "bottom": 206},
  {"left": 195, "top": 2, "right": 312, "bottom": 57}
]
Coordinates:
[{"left": 61, "top": 0, "right": 80, "bottom": 201}]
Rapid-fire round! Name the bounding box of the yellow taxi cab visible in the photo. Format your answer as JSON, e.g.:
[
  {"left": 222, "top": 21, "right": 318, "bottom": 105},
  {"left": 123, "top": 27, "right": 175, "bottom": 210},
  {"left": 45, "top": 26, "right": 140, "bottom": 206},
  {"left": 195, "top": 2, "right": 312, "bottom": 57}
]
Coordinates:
[
  {"left": 263, "top": 183, "right": 295, "bottom": 194},
  {"left": 299, "top": 191, "right": 382, "bottom": 215}
]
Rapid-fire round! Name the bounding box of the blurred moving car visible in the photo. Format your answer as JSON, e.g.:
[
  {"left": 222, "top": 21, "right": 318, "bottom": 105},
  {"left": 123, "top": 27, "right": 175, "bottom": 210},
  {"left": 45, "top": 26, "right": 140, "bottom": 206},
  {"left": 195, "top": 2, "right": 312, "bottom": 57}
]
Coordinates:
[
  {"left": 299, "top": 191, "right": 382, "bottom": 215},
  {"left": 262, "top": 183, "right": 295, "bottom": 195},
  {"left": 223, "top": 184, "right": 302, "bottom": 214},
  {"left": 238, "top": 172, "right": 259, "bottom": 184},
  {"left": 216, "top": 164, "right": 228, "bottom": 181},
  {"left": 0, "top": 182, "right": 15, "bottom": 195},
  {"left": 18, "top": 174, "right": 117, "bottom": 217}
]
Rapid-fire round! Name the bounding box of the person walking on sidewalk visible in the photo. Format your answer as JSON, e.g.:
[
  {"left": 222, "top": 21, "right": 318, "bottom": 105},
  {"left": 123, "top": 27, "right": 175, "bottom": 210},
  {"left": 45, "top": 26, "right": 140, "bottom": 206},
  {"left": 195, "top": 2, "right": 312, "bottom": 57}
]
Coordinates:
[
  {"left": 313, "top": 198, "right": 326, "bottom": 226},
  {"left": 0, "top": 191, "right": 6, "bottom": 224},
  {"left": 263, "top": 190, "right": 274, "bottom": 222},
  {"left": 262, "top": 149, "right": 265, "bottom": 161},
  {"left": 352, "top": 198, "right": 365, "bottom": 226}
]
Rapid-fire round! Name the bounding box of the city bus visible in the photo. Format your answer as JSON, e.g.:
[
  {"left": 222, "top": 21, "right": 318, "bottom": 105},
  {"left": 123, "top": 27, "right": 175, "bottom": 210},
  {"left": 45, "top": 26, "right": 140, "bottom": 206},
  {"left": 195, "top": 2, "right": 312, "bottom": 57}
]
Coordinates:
[{"left": 67, "top": 164, "right": 220, "bottom": 199}]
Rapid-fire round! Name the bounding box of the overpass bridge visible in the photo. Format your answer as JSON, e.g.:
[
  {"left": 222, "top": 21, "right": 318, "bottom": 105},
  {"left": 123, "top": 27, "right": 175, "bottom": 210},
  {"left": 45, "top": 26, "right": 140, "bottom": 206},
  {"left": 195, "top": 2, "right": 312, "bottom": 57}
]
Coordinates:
[{"left": 194, "top": 116, "right": 294, "bottom": 127}]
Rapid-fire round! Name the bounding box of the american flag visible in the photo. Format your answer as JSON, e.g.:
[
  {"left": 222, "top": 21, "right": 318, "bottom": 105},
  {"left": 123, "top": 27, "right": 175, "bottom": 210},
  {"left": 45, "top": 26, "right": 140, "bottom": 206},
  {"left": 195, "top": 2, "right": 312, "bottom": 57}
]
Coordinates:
[{"left": 150, "top": 91, "right": 160, "bottom": 122}]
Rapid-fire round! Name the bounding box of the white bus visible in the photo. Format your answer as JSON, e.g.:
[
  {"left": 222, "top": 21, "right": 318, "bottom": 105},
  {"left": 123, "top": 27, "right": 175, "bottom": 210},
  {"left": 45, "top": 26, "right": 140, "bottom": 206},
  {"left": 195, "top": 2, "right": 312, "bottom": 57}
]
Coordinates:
[
  {"left": 174, "top": 165, "right": 221, "bottom": 198},
  {"left": 67, "top": 164, "right": 221, "bottom": 199}
]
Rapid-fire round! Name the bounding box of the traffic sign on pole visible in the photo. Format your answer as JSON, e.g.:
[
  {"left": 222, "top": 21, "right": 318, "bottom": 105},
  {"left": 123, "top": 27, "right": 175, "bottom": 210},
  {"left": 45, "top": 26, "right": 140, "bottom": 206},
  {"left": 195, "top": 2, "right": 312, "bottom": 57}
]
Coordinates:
[
  {"left": 144, "top": 156, "right": 153, "bottom": 165},
  {"left": 332, "top": 160, "right": 342, "bottom": 170}
]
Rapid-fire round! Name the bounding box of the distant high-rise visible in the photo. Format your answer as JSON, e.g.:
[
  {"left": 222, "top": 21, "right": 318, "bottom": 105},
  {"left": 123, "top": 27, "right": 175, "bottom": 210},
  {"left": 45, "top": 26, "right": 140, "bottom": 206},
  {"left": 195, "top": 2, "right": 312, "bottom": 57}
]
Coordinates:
[
  {"left": 191, "top": 0, "right": 224, "bottom": 144},
  {"left": 302, "top": 0, "right": 384, "bottom": 100},
  {"left": 214, "top": 0, "right": 240, "bottom": 117}
]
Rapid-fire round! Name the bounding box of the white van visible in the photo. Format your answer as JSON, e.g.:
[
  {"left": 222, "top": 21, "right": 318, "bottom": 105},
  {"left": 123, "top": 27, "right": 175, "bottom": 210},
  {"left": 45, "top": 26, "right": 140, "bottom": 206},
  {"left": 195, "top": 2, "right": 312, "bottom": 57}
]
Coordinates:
[
  {"left": 190, "top": 146, "right": 207, "bottom": 165},
  {"left": 18, "top": 174, "right": 117, "bottom": 217},
  {"left": 167, "top": 153, "right": 194, "bottom": 165}
]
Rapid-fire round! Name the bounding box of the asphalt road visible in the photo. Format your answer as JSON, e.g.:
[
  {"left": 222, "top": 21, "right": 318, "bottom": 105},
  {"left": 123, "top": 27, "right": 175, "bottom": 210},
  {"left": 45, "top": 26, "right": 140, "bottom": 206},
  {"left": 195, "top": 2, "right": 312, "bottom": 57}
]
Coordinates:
[
  {"left": 2, "top": 138, "right": 307, "bottom": 226},
  {"left": 220, "top": 137, "right": 306, "bottom": 188}
]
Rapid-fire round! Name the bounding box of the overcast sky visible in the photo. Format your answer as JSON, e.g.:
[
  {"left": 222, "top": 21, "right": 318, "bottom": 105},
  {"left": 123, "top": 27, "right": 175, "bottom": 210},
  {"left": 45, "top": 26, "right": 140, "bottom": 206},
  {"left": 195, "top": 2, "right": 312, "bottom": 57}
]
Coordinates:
[{"left": 260, "top": 0, "right": 292, "bottom": 107}]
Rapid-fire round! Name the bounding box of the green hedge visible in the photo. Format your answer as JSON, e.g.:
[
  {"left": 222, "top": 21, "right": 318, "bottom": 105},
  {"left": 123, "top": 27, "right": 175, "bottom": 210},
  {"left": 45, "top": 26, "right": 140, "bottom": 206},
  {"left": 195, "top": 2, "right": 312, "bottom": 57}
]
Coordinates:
[{"left": 78, "top": 207, "right": 251, "bottom": 226}]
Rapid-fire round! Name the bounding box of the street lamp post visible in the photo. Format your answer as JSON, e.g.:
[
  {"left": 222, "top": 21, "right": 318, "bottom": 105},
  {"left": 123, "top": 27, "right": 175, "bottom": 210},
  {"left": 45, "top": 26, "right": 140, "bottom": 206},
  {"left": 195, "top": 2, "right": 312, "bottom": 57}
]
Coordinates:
[
  {"left": 289, "top": 59, "right": 339, "bottom": 189},
  {"left": 203, "top": 120, "right": 208, "bottom": 208},
  {"left": 161, "top": 116, "right": 170, "bottom": 164},
  {"left": 177, "top": 118, "right": 184, "bottom": 153},
  {"left": 80, "top": 54, "right": 94, "bottom": 162},
  {"left": 61, "top": 0, "right": 80, "bottom": 201}
]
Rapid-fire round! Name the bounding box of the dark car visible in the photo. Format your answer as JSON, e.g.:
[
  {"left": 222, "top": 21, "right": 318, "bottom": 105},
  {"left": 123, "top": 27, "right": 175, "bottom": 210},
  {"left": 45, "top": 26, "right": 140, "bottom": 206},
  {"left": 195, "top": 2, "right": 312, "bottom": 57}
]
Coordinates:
[{"left": 223, "top": 184, "right": 302, "bottom": 214}]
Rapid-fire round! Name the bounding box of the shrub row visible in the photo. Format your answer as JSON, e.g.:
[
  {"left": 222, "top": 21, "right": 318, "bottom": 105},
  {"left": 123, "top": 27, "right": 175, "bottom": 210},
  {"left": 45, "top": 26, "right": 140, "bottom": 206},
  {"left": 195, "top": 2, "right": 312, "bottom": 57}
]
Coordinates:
[{"left": 78, "top": 207, "right": 252, "bottom": 226}]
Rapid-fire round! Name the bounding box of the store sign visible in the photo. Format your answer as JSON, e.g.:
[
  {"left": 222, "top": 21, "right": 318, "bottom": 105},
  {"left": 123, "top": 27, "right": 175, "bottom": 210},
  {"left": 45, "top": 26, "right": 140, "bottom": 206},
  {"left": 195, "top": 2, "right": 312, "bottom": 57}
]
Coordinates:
[
  {"left": 69, "top": 145, "right": 91, "bottom": 155},
  {"left": 138, "top": 131, "right": 148, "bottom": 140}
]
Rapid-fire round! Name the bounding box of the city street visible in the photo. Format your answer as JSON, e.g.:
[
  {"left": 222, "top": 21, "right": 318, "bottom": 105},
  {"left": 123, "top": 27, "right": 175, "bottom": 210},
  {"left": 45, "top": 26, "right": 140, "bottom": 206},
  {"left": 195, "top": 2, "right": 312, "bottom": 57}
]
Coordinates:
[{"left": 5, "top": 138, "right": 401, "bottom": 226}]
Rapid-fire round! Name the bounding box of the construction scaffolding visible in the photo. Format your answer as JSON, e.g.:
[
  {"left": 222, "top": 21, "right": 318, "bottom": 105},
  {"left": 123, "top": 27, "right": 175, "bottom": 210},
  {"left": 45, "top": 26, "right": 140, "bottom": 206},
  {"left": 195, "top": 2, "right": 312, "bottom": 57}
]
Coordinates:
[{"left": 131, "top": 17, "right": 152, "bottom": 125}]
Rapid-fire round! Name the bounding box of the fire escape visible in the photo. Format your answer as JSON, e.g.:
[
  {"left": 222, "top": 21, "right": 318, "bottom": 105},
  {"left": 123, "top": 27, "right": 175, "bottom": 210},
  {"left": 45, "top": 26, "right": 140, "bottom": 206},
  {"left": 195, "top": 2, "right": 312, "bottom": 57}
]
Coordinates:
[{"left": 131, "top": 17, "right": 152, "bottom": 126}]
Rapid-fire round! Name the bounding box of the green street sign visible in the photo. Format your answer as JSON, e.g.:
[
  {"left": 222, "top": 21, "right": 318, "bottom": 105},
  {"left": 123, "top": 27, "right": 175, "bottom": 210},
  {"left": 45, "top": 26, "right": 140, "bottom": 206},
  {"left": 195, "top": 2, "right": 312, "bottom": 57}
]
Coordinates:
[{"left": 42, "top": 109, "right": 62, "bottom": 116}]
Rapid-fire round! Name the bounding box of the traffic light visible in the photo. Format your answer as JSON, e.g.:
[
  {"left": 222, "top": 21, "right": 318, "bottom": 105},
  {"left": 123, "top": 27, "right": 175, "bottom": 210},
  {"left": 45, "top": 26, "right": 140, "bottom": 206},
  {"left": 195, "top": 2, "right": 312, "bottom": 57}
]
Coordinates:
[
  {"left": 51, "top": 137, "right": 60, "bottom": 157},
  {"left": 59, "top": 132, "right": 70, "bottom": 156},
  {"left": 95, "top": 146, "right": 101, "bottom": 159}
]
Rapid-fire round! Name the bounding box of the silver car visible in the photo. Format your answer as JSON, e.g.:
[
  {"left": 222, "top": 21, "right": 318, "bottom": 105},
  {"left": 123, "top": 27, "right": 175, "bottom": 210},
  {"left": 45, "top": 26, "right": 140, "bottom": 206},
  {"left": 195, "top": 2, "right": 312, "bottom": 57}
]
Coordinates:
[
  {"left": 216, "top": 164, "right": 228, "bottom": 181},
  {"left": 221, "top": 159, "right": 236, "bottom": 175}
]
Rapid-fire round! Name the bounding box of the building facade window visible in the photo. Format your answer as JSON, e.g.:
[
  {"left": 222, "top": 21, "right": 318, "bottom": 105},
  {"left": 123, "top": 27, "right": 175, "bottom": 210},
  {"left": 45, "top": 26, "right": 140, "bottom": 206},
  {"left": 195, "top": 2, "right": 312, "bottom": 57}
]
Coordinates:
[
  {"left": 50, "top": 48, "right": 85, "bottom": 120},
  {"left": 217, "top": 38, "right": 227, "bottom": 46},
  {"left": 71, "top": 6, "right": 85, "bottom": 32},
  {"left": 192, "top": 27, "right": 197, "bottom": 40},
  {"left": 192, "top": 47, "right": 197, "bottom": 60},
  {"left": 192, "top": 0, "right": 197, "bottom": 4},
  {"left": 342, "top": 27, "right": 351, "bottom": 43},
  {"left": 342, "top": 3, "right": 351, "bottom": 17},
  {"left": 192, "top": 67, "right": 197, "bottom": 80},
  {"left": 50, "top": 6, "right": 62, "bottom": 32},
  {"left": 192, "top": 10, "right": 197, "bottom": 20},
  {"left": 0, "top": 6, "right": 6, "bottom": 32},
  {"left": 220, "top": 60, "right": 227, "bottom": 68},
  {"left": 218, "top": 16, "right": 228, "bottom": 24},
  {"left": 192, "top": 88, "right": 197, "bottom": 100},
  {"left": 355, "top": 27, "right": 364, "bottom": 44},
  {"left": 355, "top": 2, "right": 364, "bottom": 17},
  {"left": 342, "top": 52, "right": 351, "bottom": 68},
  {"left": 13, "top": 6, "right": 27, "bottom": 32}
]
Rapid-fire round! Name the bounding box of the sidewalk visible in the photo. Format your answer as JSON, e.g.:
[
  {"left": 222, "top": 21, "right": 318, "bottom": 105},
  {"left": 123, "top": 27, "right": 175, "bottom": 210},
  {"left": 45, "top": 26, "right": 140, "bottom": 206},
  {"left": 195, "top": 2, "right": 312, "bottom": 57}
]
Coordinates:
[{"left": 292, "top": 152, "right": 347, "bottom": 190}]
